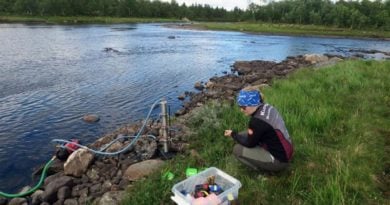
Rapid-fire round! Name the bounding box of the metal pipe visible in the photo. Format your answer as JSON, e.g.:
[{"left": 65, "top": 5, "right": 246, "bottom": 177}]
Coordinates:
[{"left": 160, "top": 98, "right": 169, "bottom": 153}]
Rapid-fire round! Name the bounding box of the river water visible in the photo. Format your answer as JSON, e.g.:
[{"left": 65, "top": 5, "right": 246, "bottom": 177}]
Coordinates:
[{"left": 0, "top": 23, "right": 389, "bottom": 192}]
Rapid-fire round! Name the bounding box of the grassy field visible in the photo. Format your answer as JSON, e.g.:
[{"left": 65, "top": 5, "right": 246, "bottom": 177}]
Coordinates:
[
  {"left": 0, "top": 15, "right": 180, "bottom": 24},
  {"left": 122, "top": 60, "right": 389, "bottom": 205},
  {"left": 194, "top": 22, "right": 390, "bottom": 39}
]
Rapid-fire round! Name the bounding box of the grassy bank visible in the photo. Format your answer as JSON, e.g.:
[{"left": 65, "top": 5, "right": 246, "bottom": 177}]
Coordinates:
[
  {"left": 1, "top": 16, "right": 389, "bottom": 39},
  {"left": 194, "top": 22, "right": 390, "bottom": 39},
  {"left": 0, "top": 16, "right": 180, "bottom": 24},
  {"left": 122, "top": 60, "right": 389, "bottom": 204}
]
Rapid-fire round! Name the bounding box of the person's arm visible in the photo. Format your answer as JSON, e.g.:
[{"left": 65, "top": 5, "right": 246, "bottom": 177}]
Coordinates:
[{"left": 231, "top": 118, "right": 262, "bottom": 148}]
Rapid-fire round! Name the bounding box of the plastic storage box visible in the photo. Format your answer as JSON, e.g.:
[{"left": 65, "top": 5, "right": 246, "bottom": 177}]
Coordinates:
[{"left": 171, "top": 167, "right": 242, "bottom": 205}]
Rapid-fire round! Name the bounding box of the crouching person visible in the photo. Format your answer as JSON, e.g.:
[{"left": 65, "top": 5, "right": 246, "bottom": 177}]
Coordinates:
[{"left": 224, "top": 88, "right": 293, "bottom": 172}]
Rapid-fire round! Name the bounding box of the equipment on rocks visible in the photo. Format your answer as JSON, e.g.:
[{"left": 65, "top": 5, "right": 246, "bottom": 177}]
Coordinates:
[
  {"left": 56, "top": 139, "right": 80, "bottom": 161},
  {"left": 0, "top": 98, "right": 174, "bottom": 198},
  {"left": 52, "top": 98, "right": 174, "bottom": 157}
]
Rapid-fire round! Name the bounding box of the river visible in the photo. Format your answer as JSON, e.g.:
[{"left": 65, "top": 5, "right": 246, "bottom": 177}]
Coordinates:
[{"left": 0, "top": 23, "right": 389, "bottom": 192}]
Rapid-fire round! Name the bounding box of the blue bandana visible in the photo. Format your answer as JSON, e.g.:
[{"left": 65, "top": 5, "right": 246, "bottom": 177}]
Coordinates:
[{"left": 237, "top": 90, "right": 262, "bottom": 106}]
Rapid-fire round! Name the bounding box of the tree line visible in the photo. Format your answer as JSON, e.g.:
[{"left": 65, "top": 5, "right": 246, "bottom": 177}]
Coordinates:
[
  {"left": 248, "top": 0, "right": 389, "bottom": 30},
  {"left": 0, "top": 0, "right": 388, "bottom": 30}
]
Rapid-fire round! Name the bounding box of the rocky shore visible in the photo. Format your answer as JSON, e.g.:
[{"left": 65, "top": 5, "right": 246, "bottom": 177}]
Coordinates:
[{"left": 0, "top": 53, "right": 380, "bottom": 205}]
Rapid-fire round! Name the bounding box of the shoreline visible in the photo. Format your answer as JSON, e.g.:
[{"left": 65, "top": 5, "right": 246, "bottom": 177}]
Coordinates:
[
  {"left": 164, "top": 22, "right": 390, "bottom": 41},
  {"left": 0, "top": 54, "right": 354, "bottom": 205}
]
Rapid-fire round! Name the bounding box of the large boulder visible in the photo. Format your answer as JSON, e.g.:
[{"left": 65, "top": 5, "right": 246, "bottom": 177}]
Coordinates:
[
  {"left": 42, "top": 176, "right": 74, "bottom": 203},
  {"left": 123, "top": 159, "right": 165, "bottom": 181},
  {"left": 64, "top": 149, "right": 94, "bottom": 177},
  {"left": 304, "top": 54, "right": 329, "bottom": 64}
]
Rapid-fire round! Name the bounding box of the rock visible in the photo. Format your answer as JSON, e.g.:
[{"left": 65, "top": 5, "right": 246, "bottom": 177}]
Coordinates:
[
  {"left": 44, "top": 172, "right": 64, "bottom": 186},
  {"left": 90, "top": 183, "right": 102, "bottom": 194},
  {"left": 104, "top": 48, "right": 119, "bottom": 53},
  {"left": 64, "top": 149, "right": 94, "bottom": 177},
  {"left": 31, "top": 190, "right": 44, "bottom": 205},
  {"left": 98, "top": 191, "right": 124, "bottom": 205},
  {"left": 194, "top": 82, "right": 204, "bottom": 90},
  {"left": 33, "top": 159, "right": 64, "bottom": 178},
  {"left": 123, "top": 159, "right": 165, "bottom": 181},
  {"left": 86, "top": 168, "right": 100, "bottom": 181},
  {"left": 168, "top": 36, "right": 175, "bottom": 39},
  {"left": 42, "top": 176, "right": 74, "bottom": 203},
  {"left": 304, "top": 54, "right": 329, "bottom": 64},
  {"left": 53, "top": 199, "right": 64, "bottom": 205},
  {"left": 134, "top": 136, "right": 158, "bottom": 160},
  {"left": 57, "top": 186, "right": 71, "bottom": 200},
  {"left": 102, "top": 181, "right": 112, "bottom": 192},
  {"left": 8, "top": 198, "right": 26, "bottom": 205},
  {"left": 82, "top": 114, "right": 100, "bottom": 123},
  {"left": 64, "top": 199, "right": 78, "bottom": 205},
  {"left": 71, "top": 185, "right": 83, "bottom": 197},
  {"left": 175, "top": 108, "right": 187, "bottom": 116},
  {"left": 0, "top": 198, "right": 7, "bottom": 205},
  {"left": 205, "top": 81, "right": 215, "bottom": 89},
  {"left": 41, "top": 202, "right": 50, "bottom": 205},
  {"left": 181, "top": 17, "right": 190, "bottom": 22},
  {"left": 105, "top": 141, "right": 124, "bottom": 152},
  {"left": 177, "top": 93, "right": 186, "bottom": 100}
]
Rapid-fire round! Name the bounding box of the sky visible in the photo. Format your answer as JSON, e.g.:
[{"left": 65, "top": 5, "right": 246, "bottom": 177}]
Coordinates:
[{"left": 160, "top": 0, "right": 259, "bottom": 11}]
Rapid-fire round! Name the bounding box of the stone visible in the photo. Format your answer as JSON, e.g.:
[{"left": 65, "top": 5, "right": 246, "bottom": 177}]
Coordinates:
[
  {"left": 57, "top": 186, "right": 71, "bottom": 200},
  {"left": 303, "top": 54, "right": 329, "bottom": 64},
  {"left": 42, "top": 176, "right": 74, "bottom": 203},
  {"left": 86, "top": 168, "right": 100, "bottom": 181},
  {"left": 98, "top": 191, "right": 124, "bottom": 205},
  {"left": 82, "top": 114, "right": 100, "bottom": 123},
  {"left": 8, "top": 198, "right": 26, "bottom": 205},
  {"left": 0, "top": 198, "right": 7, "bottom": 205},
  {"left": 194, "top": 82, "right": 204, "bottom": 90},
  {"left": 90, "top": 183, "right": 102, "bottom": 194},
  {"left": 44, "top": 172, "right": 64, "bottom": 186},
  {"left": 205, "top": 81, "right": 215, "bottom": 89},
  {"left": 105, "top": 141, "right": 124, "bottom": 152},
  {"left": 123, "top": 159, "right": 165, "bottom": 181},
  {"left": 31, "top": 190, "right": 44, "bottom": 205},
  {"left": 102, "top": 181, "right": 112, "bottom": 192},
  {"left": 53, "top": 199, "right": 64, "bottom": 205},
  {"left": 178, "top": 93, "right": 186, "bottom": 100},
  {"left": 133, "top": 136, "right": 157, "bottom": 161},
  {"left": 64, "top": 149, "right": 94, "bottom": 177},
  {"left": 64, "top": 199, "right": 78, "bottom": 205}
]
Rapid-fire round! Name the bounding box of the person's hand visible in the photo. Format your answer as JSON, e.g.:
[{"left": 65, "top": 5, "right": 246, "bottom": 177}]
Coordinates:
[{"left": 224, "top": 130, "right": 232, "bottom": 137}]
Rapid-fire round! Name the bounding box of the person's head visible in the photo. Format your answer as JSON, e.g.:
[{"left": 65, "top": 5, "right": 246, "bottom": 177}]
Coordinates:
[{"left": 237, "top": 88, "right": 263, "bottom": 116}]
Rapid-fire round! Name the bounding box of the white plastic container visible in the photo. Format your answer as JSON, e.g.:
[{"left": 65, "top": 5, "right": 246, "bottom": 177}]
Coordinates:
[{"left": 171, "top": 167, "right": 242, "bottom": 205}]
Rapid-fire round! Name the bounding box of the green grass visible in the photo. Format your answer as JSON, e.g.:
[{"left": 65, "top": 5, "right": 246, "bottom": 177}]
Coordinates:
[
  {"left": 195, "top": 22, "right": 390, "bottom": 39},
  {"left": 122, "top": 60, "right": 389, "bottom": 205},
  {"left": 0, "top": 15, "right": 181, "bottom": 24}
]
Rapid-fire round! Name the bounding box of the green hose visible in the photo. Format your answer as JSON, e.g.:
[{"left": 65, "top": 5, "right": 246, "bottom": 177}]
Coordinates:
[{"left": 0, "top": 156, "right": 55, "bottom": 198}]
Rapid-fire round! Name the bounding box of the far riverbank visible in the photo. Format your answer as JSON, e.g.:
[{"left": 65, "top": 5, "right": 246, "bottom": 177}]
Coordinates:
[
  {"left": 167, "top": 22, "right": 390, "bottom": 40},
  {"left": 1, "top": 15, "right": 389, "bottom": 39}
]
